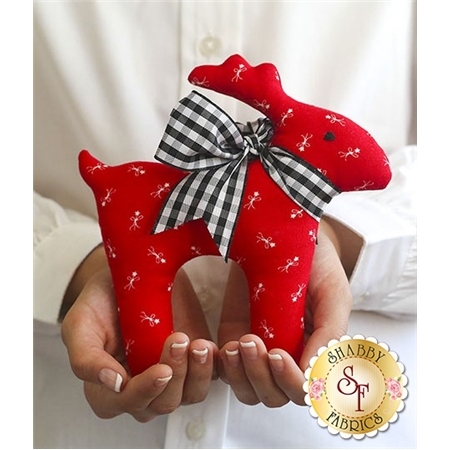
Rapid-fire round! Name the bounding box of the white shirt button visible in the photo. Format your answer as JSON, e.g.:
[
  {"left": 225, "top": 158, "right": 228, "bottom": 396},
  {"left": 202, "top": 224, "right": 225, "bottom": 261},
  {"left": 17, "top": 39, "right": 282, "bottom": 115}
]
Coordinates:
[
  {"left": 199, "top": 36, "right": 221, "bottom": 57},
  {"left": 185, "top": 418, "right": 206, "bottom": 441}
]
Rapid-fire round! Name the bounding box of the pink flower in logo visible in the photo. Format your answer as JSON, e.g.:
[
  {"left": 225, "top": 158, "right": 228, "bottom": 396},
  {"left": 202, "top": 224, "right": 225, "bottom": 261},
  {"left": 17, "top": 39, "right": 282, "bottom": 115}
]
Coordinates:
[
  {"left": 385, "top": 377, "right": 402, "bottom": 400},
  {"left": 309, "top": 378, "right": 325, "bottom": 400}
]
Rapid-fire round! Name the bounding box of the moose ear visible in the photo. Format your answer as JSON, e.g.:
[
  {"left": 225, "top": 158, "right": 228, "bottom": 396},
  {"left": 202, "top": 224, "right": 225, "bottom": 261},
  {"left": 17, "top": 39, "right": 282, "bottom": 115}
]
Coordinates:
[{"left": 78, "top": 149, "right": 109, "bottom": 189}]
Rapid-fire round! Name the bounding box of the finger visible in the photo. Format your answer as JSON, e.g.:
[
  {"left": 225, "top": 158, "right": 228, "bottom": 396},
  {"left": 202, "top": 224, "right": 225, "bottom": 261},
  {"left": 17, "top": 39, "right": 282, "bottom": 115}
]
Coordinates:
[
  {"left": 181, "top": 339, "right": 218, "bottom": 404},
  {"left": 145, "top": 332, "right": 190, "bottom": 415},
  {"left": 219, "top": 341, "right": 259, "bottom": 405},
  {"left": 267, "top": 349, "right": 307, "bottom": 406},
  {"left": 217, "top": 262, "right": 250, "bottom": 347},
  {"left": 238, "top": 334, "right": 290, "bottom": 407}
]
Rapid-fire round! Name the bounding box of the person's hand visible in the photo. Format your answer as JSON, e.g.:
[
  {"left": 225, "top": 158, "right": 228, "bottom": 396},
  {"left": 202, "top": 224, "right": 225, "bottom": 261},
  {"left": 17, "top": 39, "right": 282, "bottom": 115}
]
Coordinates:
[
  {"left": 61, "top": 247, "right": 218, "bottom": 422},
  {"left": 217, "top": 218, "right": 353, "bottom": 407}
]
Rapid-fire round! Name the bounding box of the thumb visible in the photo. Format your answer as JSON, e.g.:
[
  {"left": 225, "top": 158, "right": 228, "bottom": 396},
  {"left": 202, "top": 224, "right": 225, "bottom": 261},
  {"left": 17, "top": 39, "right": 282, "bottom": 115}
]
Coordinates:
[
  {"left": 299, "top": 274, "right": 352, "bottom": 372},
  {"left": 61, "top": 271, "right": 129, "bottom": 392},
  {"left": 62, "top": 312, "right": 129, "bottom": 392}
]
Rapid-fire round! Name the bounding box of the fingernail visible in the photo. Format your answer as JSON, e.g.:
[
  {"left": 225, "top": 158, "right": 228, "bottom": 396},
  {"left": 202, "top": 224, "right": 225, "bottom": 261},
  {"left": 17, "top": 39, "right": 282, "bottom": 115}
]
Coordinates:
[
  {"left": 192, "top": 348, "right": 208, "bottom": 364},
  {"left": 98, "top": 368, "right": 123, "bottom": 393},
  {"left": 225, "top": 348, "right": 240, "bottom": 368},
  {"left": 154, "top": 375, "right": 173, "bottom": 387},
  {"left": 240, "top": 340, "right": 257, "bottom": 360},
  {"left": 170, "top": 340, "right": 188, "bottom": 361},
  {"left": 268, "top": 352, "right": 284, "bottom": 373},
  {"left": 225, "top": 348, "right": 239, "bottom": 356}
]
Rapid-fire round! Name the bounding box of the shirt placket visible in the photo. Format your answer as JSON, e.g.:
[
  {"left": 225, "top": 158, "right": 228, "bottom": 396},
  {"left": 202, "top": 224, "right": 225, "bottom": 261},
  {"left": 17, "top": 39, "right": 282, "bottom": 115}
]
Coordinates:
[
  {"left": 164, "top": 4, "right": 242, "bottom": 448},
  {"left": 178, "top": 1, "right": 243, "bottom": 118},
  {"left": 164, "top": 380, "right": 231, "bottom": 449}
]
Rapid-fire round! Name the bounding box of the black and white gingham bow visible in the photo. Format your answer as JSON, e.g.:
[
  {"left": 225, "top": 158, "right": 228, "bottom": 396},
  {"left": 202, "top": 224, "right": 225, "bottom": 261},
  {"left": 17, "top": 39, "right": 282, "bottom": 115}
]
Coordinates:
[{"left": 152, "top": 91, "right": 340, "bottom": 259}]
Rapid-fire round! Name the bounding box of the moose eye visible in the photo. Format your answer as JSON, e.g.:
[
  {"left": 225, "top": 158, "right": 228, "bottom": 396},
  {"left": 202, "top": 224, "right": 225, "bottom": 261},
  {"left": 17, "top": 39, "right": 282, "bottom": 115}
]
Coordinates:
[{"left": 323, "top": 131, "right": 335, "bottom": 141}]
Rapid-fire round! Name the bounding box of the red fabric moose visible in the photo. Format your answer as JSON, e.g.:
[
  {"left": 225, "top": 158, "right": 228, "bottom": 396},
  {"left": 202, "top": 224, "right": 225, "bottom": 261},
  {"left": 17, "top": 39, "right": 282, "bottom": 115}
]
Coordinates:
[{"left": 79, "top": 55, "right": 391, "bottom": 376}]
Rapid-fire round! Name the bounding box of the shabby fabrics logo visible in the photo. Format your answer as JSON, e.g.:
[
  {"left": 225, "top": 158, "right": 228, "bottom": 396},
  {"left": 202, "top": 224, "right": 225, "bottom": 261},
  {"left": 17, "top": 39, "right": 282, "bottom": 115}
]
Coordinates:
[{"left": 303, "top": 335, "right": 408, "bottom": 439}]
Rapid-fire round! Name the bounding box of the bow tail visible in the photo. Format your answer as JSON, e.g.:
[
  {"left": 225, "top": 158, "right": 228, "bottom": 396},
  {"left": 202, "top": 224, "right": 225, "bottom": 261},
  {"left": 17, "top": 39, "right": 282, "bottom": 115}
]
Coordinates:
[
  {"left": 262, "top": 148, "right": 341, "bottom": 221},
  {"left": 152, "top": 159, "right": 249, "bottom": 259}
]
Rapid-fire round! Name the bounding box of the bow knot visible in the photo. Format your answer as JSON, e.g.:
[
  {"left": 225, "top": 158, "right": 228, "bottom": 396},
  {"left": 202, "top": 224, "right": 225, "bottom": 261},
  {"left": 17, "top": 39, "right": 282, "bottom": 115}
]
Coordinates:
[
  {"left": 241, "top": 118, "right": 273, "bottom": 157},
  {"left": 152, "top": 91, "right": 340, "bottom": 259}
]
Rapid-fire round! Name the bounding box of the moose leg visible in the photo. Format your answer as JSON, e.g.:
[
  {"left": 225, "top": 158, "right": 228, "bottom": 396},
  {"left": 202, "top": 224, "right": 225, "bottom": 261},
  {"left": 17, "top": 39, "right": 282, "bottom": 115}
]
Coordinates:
[
  {"left": 110, "top": 219, "right": 221, "bottom": 376},
  {"left": 228, "top": 231, "right": 316, "bottom": 364},
  {"left": 243, "top": 261, "right": 309, "bottom": 363}
]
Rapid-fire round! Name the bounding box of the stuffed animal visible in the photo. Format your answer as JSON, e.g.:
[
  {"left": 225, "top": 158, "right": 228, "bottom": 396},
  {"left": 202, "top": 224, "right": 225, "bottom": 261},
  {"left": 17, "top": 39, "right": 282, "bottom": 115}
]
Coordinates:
[{"left": 79, "top": 55, "right": 391, "bottom": 376}]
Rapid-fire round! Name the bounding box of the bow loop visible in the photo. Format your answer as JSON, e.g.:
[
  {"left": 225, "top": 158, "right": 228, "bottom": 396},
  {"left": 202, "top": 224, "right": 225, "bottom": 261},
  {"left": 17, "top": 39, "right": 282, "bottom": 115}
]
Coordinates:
[
  {"left": 152, "top": 91, "right": 340, "bottom": 259},
  {"left": 155, "top": 91, "right": 246, "bottom": 171}
]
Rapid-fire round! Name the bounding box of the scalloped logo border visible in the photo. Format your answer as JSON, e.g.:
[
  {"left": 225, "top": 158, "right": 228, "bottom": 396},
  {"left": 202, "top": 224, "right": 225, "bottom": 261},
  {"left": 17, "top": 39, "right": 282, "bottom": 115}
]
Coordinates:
[{"left": 303, "top": 334, "right": 408, "bottom": 439}]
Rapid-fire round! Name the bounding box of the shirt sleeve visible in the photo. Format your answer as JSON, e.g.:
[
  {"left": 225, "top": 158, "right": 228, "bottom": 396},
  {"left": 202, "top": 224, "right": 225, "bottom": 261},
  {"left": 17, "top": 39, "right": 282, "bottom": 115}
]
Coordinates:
[
  {"left": 34, "top": 192, "right": 103, "bottom": 325},
  {"left": 324, "top": 145, "right": 417, "bottom": 319}
]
